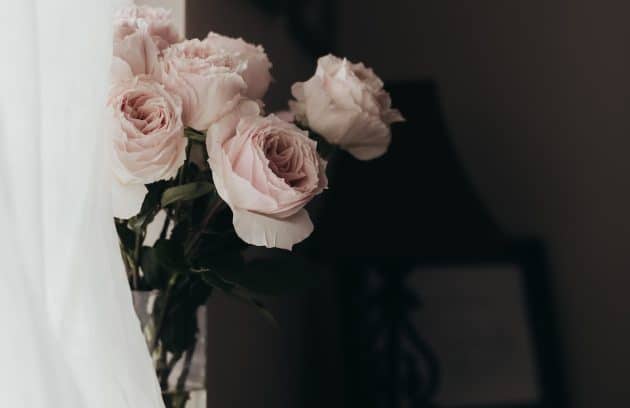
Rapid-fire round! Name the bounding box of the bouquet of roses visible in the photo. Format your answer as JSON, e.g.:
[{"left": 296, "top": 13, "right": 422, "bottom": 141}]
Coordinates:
[{"left": 109, "top": 6, "right": 403, "bottom": 407}]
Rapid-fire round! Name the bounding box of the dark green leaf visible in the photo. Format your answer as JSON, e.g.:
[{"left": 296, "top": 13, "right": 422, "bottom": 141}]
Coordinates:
[
  {"left": 163, "top": 392, "right": 189, "bottom": 408},
  {"left": 153, "top": 239, "right": 188, "bottom": 272},
  {"left": 182, "top": 160, "right": 201, "bottom": 182},
  {"left": 161, "top": 181, "right": 213, "bottom": 207},
  {"left": 140, "top": 246, "right": 167, "bottom": 289},
  {"left": 193, "top": 267, "right": 277, "bottom": 327},
  {"left": 128, "top": 181, "right": 167, "bottom": 231},
  {"left": 177, "top": 275, "right": 212, "bottom": 308},
  {"left": 224, "top": 286, "right": 278, "bottom": 327},
  {"left": 153, "top": 275, "right": 210, "bottom": 354},
  {"left": 140, "top": 239, "right": 188, "bottom": 289},
  {"left": 169, "top": 220, "right": 191, "bottom": 245},
  {"left": 196, "top": 269, "right": 236, "bottom": 292},
  {"left": 127, "top": 215, "right": 146, "bottom": 232},
  {"left": 156, "top": 294, "right": 199, "bottom": 353},
  {"left": 114, "top": 219, "right": 135, "bottom": 250},
  {"left": 184, "top": 127, "right": 206, "bottom": 143},
  {"left": 194, "top": 249, "right": 245, "bottom": 275}
]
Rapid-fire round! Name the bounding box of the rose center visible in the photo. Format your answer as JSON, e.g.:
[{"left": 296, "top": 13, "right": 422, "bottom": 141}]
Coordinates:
[
  {"left": 264, "top": 134, "right": 306, "bottom": 188},
  {"left": 176, "top": 45, "right": 240, "bottom": 74},
  {"left": 122, "top": 94, "right": 167, "bottom": 134},
  {"left": 184, "top": 46, "right": 211, "bottom": 59}
]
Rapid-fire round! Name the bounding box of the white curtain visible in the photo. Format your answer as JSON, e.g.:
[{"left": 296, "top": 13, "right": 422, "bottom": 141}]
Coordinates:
[{"left": 0, "top": 1, "right": 164, "bottom": 407}]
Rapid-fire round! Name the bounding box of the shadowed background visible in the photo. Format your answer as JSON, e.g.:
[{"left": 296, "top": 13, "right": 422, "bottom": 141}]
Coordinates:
[{"left": 182, "top": 1, "right": 630, "bottom": 407}]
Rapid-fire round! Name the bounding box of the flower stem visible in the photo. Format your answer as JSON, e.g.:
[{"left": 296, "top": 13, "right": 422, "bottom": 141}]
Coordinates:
[
  {"left": 151, "top": 274, "right": 178, "bottom": 353},
  {"left": 157, "top": 347, "right": 169, "bottom": 389},
  {"left": 131, "top": 230, "right": 143, "bottom": 289},
  {"left": 160, "top": 209, "right": 172, "bottom": 240},
  {"left": 184, "top": 196, "right": 225, "bottom": 256},
  {"left": 157, "top": 350, "right": 182, "bottom": 390},
  {"left": 176, "top": 343, "right": 195, "bottom": 391},
  {"left": 179, "top": 142, "right": 192, "bottom": 185}
]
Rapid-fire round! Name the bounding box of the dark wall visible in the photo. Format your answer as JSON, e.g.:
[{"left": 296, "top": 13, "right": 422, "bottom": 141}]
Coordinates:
[
  {"left": 187, "top": 1, "right": 630, "bottom": 407},
  {"left": 340, "top": 2, "right": 630, "bottom": 406}
]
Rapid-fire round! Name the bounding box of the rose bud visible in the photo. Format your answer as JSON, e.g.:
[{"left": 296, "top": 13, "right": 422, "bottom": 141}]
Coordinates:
[{"left": 290, "top": 54, "right": 404, "bottom": 160}]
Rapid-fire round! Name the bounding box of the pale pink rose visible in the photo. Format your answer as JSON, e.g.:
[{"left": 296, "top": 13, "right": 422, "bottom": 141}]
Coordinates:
[
  {"left": 108, "top": 76, "right": 186, "bottom": 219},
  {"left": 275, "top": 110, "right": 295, "bottom": 123},
  {"left": 290, "top": 54, "right": 404, "bottom": 160},
  {"left": 114, "top": 6, "right": 182, "bottom": 51},
  {"left": 161, "top": 39, "right": 248, "bottom": 131},
  {"left": 112, "top": 6, "right": 181, "bottom": 79},
  {"left": 206, "top": 100, "right": 327, "bottom": 250},
  {"left": 112, "top": 28, "right": 159, "bottom": 80},
  {"left": 206, "top": 32, "right": 273, "bottom": 99}
]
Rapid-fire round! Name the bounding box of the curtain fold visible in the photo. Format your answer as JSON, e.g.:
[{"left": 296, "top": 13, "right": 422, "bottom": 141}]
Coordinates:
[{"left": 0, "top": 0, "right": 164, "bottom": 406}]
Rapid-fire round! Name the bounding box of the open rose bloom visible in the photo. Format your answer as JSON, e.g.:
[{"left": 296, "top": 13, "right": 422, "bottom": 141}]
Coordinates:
[
  {"left": 108, "top": 6, "right": 403, "bottom": 405},
  {"left": 108, "top": 75, "right": 186, "bottom": 218},
  {"left": 207, "top": 100, "right": 327, "bottom": 250},
  {"left": 160, "top": 39, "right": 249, "bottom": 131}
]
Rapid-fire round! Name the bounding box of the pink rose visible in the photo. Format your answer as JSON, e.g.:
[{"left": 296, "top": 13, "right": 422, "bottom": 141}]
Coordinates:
[
  {"left": 161, "top": 39, "right": 248, "bottom": 131},
  {"left": 290, "top": 54, "right": 404, "bottom": 160},
  {"left": 274, "top": 110, "right": 295, "bottom": 123},
  {"left": 206, "top": 100, "right": 328, "bottom": 250},
  {"left": 115, "top": 6, "right": 182, "bottom": 51},
  {"left": 205, "top": 32, "right": 273, "bottom": 99},
  {"left": 108, "top": 76, "right": 186, "bottom": 219},
  {"left": 112, "top": 6, "right": 181, "bottom": 79}
]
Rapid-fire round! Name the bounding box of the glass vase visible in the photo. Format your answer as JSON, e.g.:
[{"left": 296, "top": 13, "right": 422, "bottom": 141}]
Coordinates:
[{"left": 132, "top": 290, "right": 207, "bottom": 408}]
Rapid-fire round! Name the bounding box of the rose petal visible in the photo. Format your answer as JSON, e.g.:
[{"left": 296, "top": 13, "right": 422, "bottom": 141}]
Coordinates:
[
  {"left": 186, "top": 72, "right": 246, "bottom": 130},
  {"left": 113, "top": 29, "right": 160, "bottom": 77},
  {"left": 342, "top": 112, "right": 391, "bottom": 160},
  {"left": 161, "top": 39, "right": 250, "bottom": 130},
  {"left": 115, "top": 6, "right": 182, "bottom": 50},
  {"left": 205, "top": 32, "right": 273, "bottom": 99},
  {"left": 232, "top": 208, "right": 314, "bottom": 250},
  {"left": 110, "top": 56, "right": 134, "bottom": 83},
  {"left": 275, "top": 110, "right": 295, "bottom": 123},
  {"left": 303, "top": 79, "right": 360, "bottom": 144},
  {"left": 291, "top": 82, "right": 305, "bottom": 101}
]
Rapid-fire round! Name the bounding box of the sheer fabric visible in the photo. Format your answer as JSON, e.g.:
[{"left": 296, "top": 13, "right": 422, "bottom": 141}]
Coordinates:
[{"left": 0, "top": 1, "right": 164, "bottom": 406}]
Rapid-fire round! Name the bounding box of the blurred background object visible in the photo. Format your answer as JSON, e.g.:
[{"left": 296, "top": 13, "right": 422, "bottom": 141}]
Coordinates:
[{"left": 182, "top": 1, "right": 630, "bottom": 407}]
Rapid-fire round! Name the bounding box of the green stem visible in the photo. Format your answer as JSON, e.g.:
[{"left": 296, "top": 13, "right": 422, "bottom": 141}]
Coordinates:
[
  {"left": 131, "top": 230, "right": 143, "bottom": 289},
  {"left": 175, "top": 290, "right": 208, "bottom": 393},
  {"left": 151, "top": 274, "right": 178, "bottom": 353},
  {"left": 157, "top": 350, "right": 182, "bottom": 391},
  {"left": 178, "top": 142, "right": 191, "bottom": 185},
  {"left": 172, "top": 142, "right": 192, "bottom": 223},
  {"left": 184, "top": 197, "right": 225, "bottom": 256},
  {"left": 160, "top": 209, "right": 172, "bottom": 240},
  {"left": 157, "top": 346, "right": 169, "bottom": 389},
  {"left": 166, "top": 351, "right": 183, "bottom": 374},
  {"left": 176, "top": 344, "right": 195, "bottom": 391}
]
